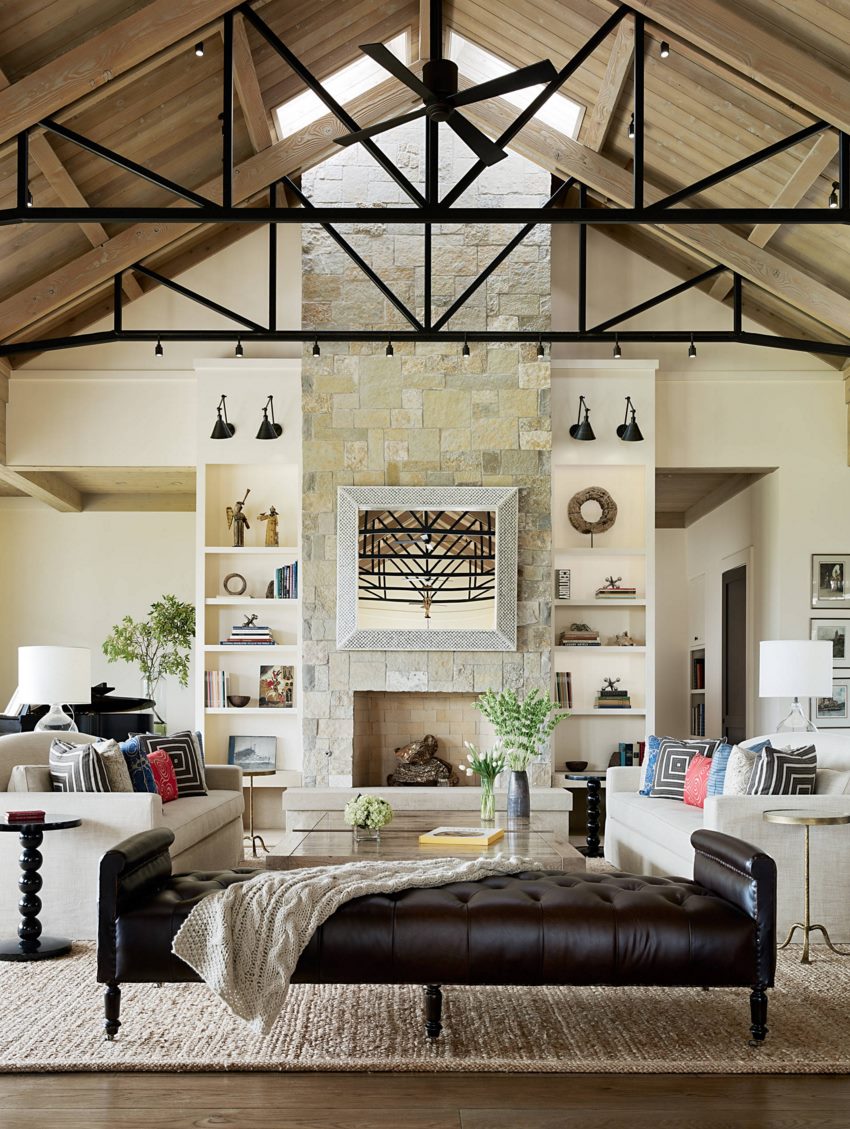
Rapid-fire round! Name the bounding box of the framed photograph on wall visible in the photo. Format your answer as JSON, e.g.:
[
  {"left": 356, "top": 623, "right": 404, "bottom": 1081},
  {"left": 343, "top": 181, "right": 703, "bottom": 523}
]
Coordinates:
[
  {"left": 812, "top": 680, "right": 850, "bottom": 728},
  {"left": 227, "top": 735, "right": 277, "bottom": 771},
  {"left": 811, "top": 619, "right": 850, "bottom": 668},
  {"left": 811, "top": 555, "right": 850, "bottom": 608}
]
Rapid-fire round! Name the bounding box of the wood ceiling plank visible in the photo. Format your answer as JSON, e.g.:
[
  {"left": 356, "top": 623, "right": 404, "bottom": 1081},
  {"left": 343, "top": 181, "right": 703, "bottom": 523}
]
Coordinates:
[
  {"left": 627, "top": 0, "right": 850, "bottom": 134},
  {"left": 232, "top": 12, "right": 275, "bottom": 153},
  {"left": 581, "top": 18, "right": 635, "bottom": 152},
  {"left": 0, "top": 0, "right": 240, "bottom": 146},
  {"left": 419, "top": 0, "right": 432, "bottom": 60},
  {"left": 684, "top": 473, "right": 758, "bottom": 526},
  {"left": 0, "top": 468, "right": 82, "bottom": 512},
  {"left": 0, "top": 356, "right": 8, "bottom": 463}
]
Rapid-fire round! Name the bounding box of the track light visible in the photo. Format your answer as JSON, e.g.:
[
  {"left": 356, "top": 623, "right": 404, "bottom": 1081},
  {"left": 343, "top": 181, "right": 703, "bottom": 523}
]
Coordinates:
[
  {"left": 154, "top": 337, "right": 163, "bottom": 358},
  {"left": 628, "top": 113, "right": 635, "bottom": 140},
  {"left": 616, "top": 396, "right": 644, "bottom": 443},
  {"left": 210, "top": 394, "right": 236, "bottom": 439},
  {"left": 462, "top": 335, "right": 470, "bottom": 359},
  {"left": 829, "top": 181, "right": 840, "bottom": 209},
  {"left": 568, "top": 395, "right": 596, "bottom": 442},
  {"left": 688, "top": 333, "right": 697, "bottom": 359},
  {"left": 536, "top": 336, "right": 545, "bottom": 360},
  {"left": 613, "top": 335, "right": 622, "bottom": 360},
  {"left": 385, "top": 338, "right": 394, "bottom": 357},
  {"left": 312, "top": 338, "right": 321, "bottom": 357},
  {"left": 194, "top": 42, "right": 205, "bottom": 57},
  {"left": 659, "top": 41, "right": 670, "bottom": 58},
  {"left": 235, "top": 337, "right": 244, "bottom": 358},
  {"left": 25, "top": 189, "right": 33, "bottom": 208},
  {"left": 256, "top": 395, "right": 283, "bottom": 440}
]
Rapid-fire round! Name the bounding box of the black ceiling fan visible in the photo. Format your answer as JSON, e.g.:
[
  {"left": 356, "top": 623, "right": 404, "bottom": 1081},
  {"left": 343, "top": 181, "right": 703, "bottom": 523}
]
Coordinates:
[{"left": 333, "top": 44, "right": 557, "bottom": 166}]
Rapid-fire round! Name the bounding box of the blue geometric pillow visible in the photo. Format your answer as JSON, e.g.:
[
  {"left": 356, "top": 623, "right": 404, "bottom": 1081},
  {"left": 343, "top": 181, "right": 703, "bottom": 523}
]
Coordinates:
[
  {"left": 638, "top": 735, "right": 664, "bottom": 796},
  {"left": 707, "top": 739, "right": 769, "bottom": 797},
  {"left": 119, "top": 735, "right": 157, "bottom": 794}
]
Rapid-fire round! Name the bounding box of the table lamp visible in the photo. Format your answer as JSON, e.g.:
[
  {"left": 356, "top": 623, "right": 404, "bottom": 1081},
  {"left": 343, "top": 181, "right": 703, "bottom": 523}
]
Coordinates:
[
  {"left": 758, "top": 640, "right": 833, "bottom": 732},
  {"left": 17, "top": 646, "right": 91, "bottom": 732}
]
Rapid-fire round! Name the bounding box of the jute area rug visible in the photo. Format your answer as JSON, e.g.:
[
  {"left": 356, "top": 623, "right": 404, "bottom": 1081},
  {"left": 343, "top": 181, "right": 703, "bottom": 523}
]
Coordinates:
[{"left": 0, "top": 945, "right": 848, "bottom": 1073}]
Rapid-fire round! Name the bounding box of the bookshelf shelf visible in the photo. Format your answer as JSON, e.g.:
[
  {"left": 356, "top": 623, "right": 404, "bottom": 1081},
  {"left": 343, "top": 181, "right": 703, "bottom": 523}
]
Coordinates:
[
  {"left": 554, "top": 599, "right": 647, "bottom": 607},
  {"left": 204, "top": 644, "right": 298, "bottom": 654},
  {"left": 204, "top": 707, "right": 300, "bottom": 717},
  {"left": 204, "top": 546, "right": 299, "bottom": 555},
  {"left": 555, "top": 646, "right": 646, "bottom": 654},
  {"left": 205, "top": 597, "right": 299, "bottom": 606}
]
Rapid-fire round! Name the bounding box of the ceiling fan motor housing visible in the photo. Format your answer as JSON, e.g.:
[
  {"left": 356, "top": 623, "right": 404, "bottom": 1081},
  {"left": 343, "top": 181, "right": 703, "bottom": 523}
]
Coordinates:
[{"left": 423, "top": 58, "right": 459, "bottom": 105}]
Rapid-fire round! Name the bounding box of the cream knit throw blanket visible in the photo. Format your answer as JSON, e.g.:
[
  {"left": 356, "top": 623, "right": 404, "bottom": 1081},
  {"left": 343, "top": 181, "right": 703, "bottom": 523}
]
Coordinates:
[{"left": 172, "top": 854, "right": 537, "bottom": 1034}]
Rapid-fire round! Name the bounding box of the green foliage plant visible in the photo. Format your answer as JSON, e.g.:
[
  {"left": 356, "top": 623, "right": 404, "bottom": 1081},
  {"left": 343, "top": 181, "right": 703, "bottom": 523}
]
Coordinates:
[
  {"left": 474, "top": 687, "right": 568, "bottom": 771},
  {"left": 102, "top": 594, "right": 196, "bottom": 690}
]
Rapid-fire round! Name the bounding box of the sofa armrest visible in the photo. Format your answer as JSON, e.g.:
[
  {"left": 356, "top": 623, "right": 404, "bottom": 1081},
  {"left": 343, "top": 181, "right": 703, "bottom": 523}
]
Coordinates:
[
  {"left": 7, "top": 764, "right": 51, "bottom": 791},
  {"left": 704, "top": 793, "right": 850, "bottom": 837},
  {"left": 606, "top": 765, "right": 642, "bottom": 793},
  {"left": 205, "top": 764, "right": 243, "bottom": 791},
  {"left": 3, "top": 790, "right": 161, "bottom": 824}
]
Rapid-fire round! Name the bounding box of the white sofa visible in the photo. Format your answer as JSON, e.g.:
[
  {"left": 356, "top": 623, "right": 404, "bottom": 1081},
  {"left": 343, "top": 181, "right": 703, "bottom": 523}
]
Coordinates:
[
  {"left": 0, "top": 731, "right": 244, "bottom": 939},
  {"left": 605, "top": 732, "right": 850, "bottom": 942}
]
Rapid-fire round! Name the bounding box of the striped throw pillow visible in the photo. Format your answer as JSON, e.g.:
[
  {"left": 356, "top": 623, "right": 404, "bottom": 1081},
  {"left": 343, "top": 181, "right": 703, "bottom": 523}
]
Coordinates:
[
  {"left": 49, "top": 739, "right": 111, "bottom": 793},
  {"left": 747, "top": 744, "right": 817, "bottom": 796}
]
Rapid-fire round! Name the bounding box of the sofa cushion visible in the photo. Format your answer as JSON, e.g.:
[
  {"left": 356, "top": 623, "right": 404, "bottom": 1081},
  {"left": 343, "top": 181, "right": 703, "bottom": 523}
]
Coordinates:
[
  {"left": 722, "top": 746, "right": 758, "bottom": 795},
  {"left": 606, "top": 791, "right": 704, "bottom": 849},
  {"left": 815, "top": 768, "right": 850, "bottom": 794},
  {"left": 7, "top": 764, "right": 52, "bottom": 792},
  {"left": 95, "top": 739, "right": 134, "bottom": 792},
  {"left": 137, "top": 731, "right": 207, "bottom": 798},
  {"left": 157, "top": 791, "right": 243, "bottom": 857},
  {"left": 120, "top": 736, "right": 158, "bottom": 794},
  {"left": 747, "top": 744, "right": 817, "bottom": 796},
  {"left": 49, "top": 739, "right": 111, "bottom": 793},
  {"left": 641, "top": 735, "right": 719, "bottom": 797},
  {"left": 147, "top": 750, "right": 179, "bottom": 803},
  {"left": 707, "top": 740, "right": 768, "bottom": 797},
  {"left": 650, "top": 738, "right": 719, "bottom": 801},
  {"left": 684, "top": 755, "right": 712, "bottom": 809}
]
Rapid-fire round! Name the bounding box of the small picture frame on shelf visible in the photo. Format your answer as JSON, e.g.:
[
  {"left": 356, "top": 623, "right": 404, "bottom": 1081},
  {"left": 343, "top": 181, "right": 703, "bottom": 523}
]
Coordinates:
[
  {"left": 811, "top": 680, "right": 850, "bottom": 728},
  {"left": 811, "top": 555, "right": 850, "bottom": 608},
  {"left": 227, "top": 735, "right": 277, "bottom": 772},
  {"left": 811, "top": 618, "right": 850, "bottom": 668},
  {"left": 259, "top": 664, "right": 295, "bottom": 708}
]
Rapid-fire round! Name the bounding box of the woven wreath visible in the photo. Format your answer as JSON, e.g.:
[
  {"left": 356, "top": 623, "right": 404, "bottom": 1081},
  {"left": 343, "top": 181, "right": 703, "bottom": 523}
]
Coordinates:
[{"left": 567, "top": 486, "right": 618, "bottom": 535}]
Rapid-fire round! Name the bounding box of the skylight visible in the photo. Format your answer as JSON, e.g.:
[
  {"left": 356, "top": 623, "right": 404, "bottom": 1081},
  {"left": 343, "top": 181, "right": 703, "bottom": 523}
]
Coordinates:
[
  {"left": 447, "top": 31, "right": 583, "bottom": 139},
  {"left": 274, "top": 31, "right": 410, "bottom": 139}
]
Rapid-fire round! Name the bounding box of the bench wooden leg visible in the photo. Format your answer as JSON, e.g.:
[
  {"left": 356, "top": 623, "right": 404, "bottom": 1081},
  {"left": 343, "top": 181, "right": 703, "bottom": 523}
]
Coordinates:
[
  {"left": 423, "top": 984, "right": 442, "bottom": 1039},
  {"left": 749, "top": 986, "right": 768, "bottom": 1045},
  {"left": 104, "top": 982, "right": 121, "bottom": 1042}
]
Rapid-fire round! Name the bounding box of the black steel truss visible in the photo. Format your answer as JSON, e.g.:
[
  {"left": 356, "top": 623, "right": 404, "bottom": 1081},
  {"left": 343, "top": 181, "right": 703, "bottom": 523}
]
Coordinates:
[{"left": 2, "top": 0, "right": 849, "bottom": 359}]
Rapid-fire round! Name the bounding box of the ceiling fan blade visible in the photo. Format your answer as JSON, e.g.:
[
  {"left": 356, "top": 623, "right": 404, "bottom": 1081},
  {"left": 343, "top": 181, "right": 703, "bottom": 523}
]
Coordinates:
[
  {"left": 359, "top": 42, "right": 434, "bottom": 101},
  {"left": 446, "top": 111, "right": 508, "bottom": 166},
  {"left": 334, "top": 107, "right": 427, "bottom": 147},
  {"left": 449, "top": 59, "right": 559, "bottom": 107}
]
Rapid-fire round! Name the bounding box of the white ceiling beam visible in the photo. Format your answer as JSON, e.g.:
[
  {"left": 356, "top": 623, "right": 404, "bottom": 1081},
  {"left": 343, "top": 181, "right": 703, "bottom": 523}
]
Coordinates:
[{"left": 0, "top": 468, "right": 82, "bottom": 512}]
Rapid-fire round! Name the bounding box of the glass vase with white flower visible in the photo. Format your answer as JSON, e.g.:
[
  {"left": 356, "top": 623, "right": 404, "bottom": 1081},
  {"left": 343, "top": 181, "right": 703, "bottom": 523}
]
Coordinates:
[
  {"left": 459, "top": 740, "right": 507, "bottom": 822},
  {"left": 343, "top": 794, "right": 394, "bottom": 842}
]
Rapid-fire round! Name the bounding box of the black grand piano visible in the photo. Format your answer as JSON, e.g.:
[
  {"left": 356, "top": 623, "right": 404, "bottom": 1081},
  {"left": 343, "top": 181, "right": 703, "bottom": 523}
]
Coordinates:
[{"left": 15, "top": 682, "right": 155, "bottom": 740}]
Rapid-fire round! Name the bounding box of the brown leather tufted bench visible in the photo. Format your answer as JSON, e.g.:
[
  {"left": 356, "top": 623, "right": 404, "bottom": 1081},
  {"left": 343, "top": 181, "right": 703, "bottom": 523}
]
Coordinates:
[{"left": 97, "top": 827, "right": 776, "bottom": 1044}]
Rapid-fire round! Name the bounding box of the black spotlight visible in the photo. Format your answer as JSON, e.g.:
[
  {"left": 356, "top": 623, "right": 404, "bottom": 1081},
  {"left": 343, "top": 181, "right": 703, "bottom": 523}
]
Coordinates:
[
  {"left": 628, "top": 112, "right": 635, "bottom": 140},
  {"left": 659, "top": 41, "right": 670, "bottom": 58},
  {"left": 536, "top": 336, "right": 545, "bottom": 360},
  {"left": 210, "top": 394, "right": 236, "bottom": 439},
  {"left": 385, "top": 338, "right": 394, "bottom": 357},
  {"left": 154, "top": 337, "right": 164, "bottom": 358},
  {"left": 462, "top": 335, "right": 470, "bottom": 359},
  {"left": 256, "top": 394, "right": 283, "bottom": 440},
  {"left": 688, "top": 333, "right": 697, "bottom": 359},
  {"left": 616, "top": 396, "right": 644, "bottom": 443},
  {"left": 829, "top": 181, "right": 840, "bottom": 209},
  {"left": 312, "top": 338, "right": 321, "bottom": 357},
  {"left": 194, "top": 42, "right": 205, "bottom": 57},
  {"left": 613, "top": 335, "right": 622, "bottom": 360},
  {"left": 568, "top": 395, "right": 596, "bottom": 441},
  {"left": 235, "top": 337, "right": 244, "bottom": 358}
]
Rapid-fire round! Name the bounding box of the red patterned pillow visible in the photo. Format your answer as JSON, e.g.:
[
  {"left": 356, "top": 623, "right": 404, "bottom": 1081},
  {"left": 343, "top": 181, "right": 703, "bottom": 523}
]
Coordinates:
[
  {"left": 684, "top": 754, "right": 712, "bottom": 809},
  {"left": 147, "top": 750, "right": 178, "bottom": 804}
]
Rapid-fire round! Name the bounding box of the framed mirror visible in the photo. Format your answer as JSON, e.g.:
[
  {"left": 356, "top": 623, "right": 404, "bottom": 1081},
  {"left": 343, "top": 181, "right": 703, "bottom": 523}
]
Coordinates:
[{"left": 337, "top": 486, "right": 518, "bottom": 650}]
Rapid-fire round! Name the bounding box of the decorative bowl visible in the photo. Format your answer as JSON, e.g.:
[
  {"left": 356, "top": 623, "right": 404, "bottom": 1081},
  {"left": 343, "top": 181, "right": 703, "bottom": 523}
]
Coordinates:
[
  {"left": 564, "top": 760, "right": 588, "bottom": 772},
  {"left": 227, "top": 694, "right": 251, "bottom": 709}
]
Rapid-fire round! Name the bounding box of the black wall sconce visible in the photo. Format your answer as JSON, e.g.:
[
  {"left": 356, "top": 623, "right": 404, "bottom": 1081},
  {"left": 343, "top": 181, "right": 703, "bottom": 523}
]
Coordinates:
[
  {"left": 210, "top": 394, "right": 236, "bottom": 439},
  {"left": 256, "top": 395, "right": 283, "bottom": 440},
  {"left": 616, "top": 396, "right": 644, "bottom": 442},
  {"left": 569, "top": 395, "right": 596, "bottom": 441}
]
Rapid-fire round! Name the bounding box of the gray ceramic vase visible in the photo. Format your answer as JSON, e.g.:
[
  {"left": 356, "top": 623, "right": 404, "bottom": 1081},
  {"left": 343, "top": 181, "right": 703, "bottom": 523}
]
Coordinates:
[{"left": 507, "top": 769, "right": 531, "bottom": 822}]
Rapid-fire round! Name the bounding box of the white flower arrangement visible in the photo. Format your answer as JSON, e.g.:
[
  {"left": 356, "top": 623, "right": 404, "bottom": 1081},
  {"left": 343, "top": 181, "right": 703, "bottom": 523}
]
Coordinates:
[
  {"left": 343, "top": 794, "right": 394, "bottom": 830},
  {"left": 458, "top": 740, "right": 507, "bottom": 784}
]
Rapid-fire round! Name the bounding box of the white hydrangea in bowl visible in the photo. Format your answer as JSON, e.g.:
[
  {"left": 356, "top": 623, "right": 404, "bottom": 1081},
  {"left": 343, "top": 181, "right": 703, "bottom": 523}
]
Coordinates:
[{"left": 343, "top": 794, "right": 394, "bottom": 842}]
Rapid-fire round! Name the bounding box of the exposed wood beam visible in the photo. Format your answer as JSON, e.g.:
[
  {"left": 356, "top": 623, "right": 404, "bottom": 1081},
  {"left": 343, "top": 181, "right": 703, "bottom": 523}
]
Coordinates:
[
  {"left": 0, "top": 357, "right": 9, "bottom": 465},
  {"left": 581, "top": 18, "right": 635, "bottom": 152},
  {"left": 627, "top": 0, "right": 850, "bottom": 135},
  {"left": 709, "top": 131, "right": 837, "bottom": 301},
  {"left": 0, "top": 469, "right": 82, "bottom": 512},
  {"left": 684, "top": 473, "right": 758, "bottom": 527},
  {"left": 655, "top": 512, "right": 685, "bottom": 529},
  {"left": 232, "top": 12, "right": 275, "bottom": 153},
  {"left": 82, "top": 493, "right": 195, "bottom": 512},
  {"left": 419, "top": 0, "right": 432, "bottom": 61},
  {"left": 0, "top": 0, "right": 241, "bottom": 146}
]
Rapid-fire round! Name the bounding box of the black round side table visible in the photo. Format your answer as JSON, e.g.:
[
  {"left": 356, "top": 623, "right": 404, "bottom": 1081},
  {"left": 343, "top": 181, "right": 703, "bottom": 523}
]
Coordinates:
[{"left": 0, "top": 814, "right": 82, "bottom": 961}]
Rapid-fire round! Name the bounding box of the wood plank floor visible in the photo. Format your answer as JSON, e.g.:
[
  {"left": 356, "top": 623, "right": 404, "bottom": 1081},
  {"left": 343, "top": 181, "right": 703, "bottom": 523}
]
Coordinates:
[{"left": 1, "top": 1073, "right": 849, "bottom": 1128}]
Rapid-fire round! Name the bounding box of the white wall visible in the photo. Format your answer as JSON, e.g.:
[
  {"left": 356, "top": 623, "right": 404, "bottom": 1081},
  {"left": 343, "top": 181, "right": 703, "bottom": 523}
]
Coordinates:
[{"left": 655, "top": 527, "right": 689, "bottom": 736}]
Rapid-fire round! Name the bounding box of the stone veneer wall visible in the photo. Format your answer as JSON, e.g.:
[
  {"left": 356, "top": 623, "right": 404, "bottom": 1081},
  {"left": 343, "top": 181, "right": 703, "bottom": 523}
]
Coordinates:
[{"left": 300, "top": 126, "right": 552, "bottom": 787}]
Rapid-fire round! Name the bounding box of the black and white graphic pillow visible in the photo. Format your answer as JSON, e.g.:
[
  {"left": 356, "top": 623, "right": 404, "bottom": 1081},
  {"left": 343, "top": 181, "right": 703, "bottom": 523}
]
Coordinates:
[
  {"left": 136, "top": 730, "right": 207, "bottom": 797},
  {"left": 747, "top": 744, "right": 817, "bottom": 796},
  {"left": 49, "top": 739, "right": 111, "bottom": 793},
  {"left": 649, "top": 737, "right": 719, "bottom": 801}
]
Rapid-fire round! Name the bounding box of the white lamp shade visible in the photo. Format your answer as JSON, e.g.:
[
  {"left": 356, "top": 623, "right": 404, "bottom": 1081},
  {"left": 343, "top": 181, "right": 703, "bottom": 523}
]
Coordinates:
[
  {"left": 758, "top": 640, "right": 833, "bottom": 698},
  {"left": 18, "top": 646, "right": 91, "bottom": 705}
]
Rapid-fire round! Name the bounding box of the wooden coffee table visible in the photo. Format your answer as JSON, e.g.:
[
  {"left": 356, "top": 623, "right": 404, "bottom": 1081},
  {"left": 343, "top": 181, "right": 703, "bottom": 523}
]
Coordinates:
[{"left": 265, "top": 810, "right": 585, "bottom": 871}]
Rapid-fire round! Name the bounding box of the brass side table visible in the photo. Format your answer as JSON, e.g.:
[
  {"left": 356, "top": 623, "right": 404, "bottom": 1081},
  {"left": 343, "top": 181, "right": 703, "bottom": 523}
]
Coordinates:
[
  {"left": 243, "top": 768, "right": 276, "bottom": 857},
  {"left": 763, "top": 808, "right": 850, "bottom": 964}
]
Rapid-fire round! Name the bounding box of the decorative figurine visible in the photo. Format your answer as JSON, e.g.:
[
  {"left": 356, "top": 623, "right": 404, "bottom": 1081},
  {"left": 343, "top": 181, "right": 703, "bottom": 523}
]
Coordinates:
[
  {"left": 226, "top": 489, "right": 251, "bottom": 547},
  {"left": 601, "top": 677, "right": 621, "bottom": 694},
  {"left": 602, "top": 576, "right": 623, "bottom": 590},
  {"left": 610, "top": 630, "right": 639, "bottom": 647},
  {"left": 258, "top": 505, "right": 280, "bottom": 547},
  {"left": 242, "top": 613, "right": 259, "bottom": 628}
]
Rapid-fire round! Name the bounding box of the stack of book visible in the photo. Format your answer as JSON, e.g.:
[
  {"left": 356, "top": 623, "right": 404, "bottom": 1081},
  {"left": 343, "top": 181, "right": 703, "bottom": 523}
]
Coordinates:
[
  {"left": 692, "top": 655, "right": 705, "bottom": 689},
  {"left": 205, "top": 670, "right": 230, "bottom": 708},
  {"left": 555, "top": 671, "right": 573, "bottom": 708},
  {"left": 220, "top": 623, "right": 276, "bottom": 646},
  {"left": 558, "top": 627, "right": 600, "bottom": 647},
  {"left": 275, "top": 563, "right": 298, "bottom": 599},
  {"left": 595, "top": 687, "right": 632, "bottom": 709},
  {"left": 615, "top": 741, "right": 647, "bottom": 766},
  {"left": 691, "top": 702, "right": 706, "bottom": 736},
  {"left": 595, "top": 584, "right": 637, "bottom": 600}
]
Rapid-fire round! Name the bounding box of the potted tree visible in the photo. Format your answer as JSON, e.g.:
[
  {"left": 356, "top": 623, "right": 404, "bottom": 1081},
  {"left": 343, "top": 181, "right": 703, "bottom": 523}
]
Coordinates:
[{"left": 102, "top": 594, "right": 195, "bottom": 735}]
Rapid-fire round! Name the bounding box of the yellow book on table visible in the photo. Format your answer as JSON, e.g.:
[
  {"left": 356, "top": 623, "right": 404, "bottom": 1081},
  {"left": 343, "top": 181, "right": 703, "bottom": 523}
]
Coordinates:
[{"left": 418, "top": 826, "right": 506, "bottom": 846}]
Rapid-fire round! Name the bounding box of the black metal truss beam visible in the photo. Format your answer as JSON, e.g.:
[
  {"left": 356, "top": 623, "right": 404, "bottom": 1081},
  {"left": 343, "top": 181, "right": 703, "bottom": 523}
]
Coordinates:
[
  {"left": 130, "top": 263, "right": 267, "bottom": 332},
  {"left": 588, "top": 264, "right": 725, "bottom": 333}
]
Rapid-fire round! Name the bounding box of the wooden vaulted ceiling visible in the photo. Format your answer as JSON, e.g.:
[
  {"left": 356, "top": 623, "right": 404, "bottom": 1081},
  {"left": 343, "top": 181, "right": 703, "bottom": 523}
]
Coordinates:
[{"left": 1, "top": 0, "right": 850, "bottom": 366}]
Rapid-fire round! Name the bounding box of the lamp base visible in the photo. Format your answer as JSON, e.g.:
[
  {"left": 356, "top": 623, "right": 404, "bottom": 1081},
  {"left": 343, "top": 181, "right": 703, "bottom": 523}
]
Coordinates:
[
  {"left": 775, "top": 698, "right": 817, "bottom": 734},
  {"left": 34, "top": 703, "right": 78, "bottom": 733}
]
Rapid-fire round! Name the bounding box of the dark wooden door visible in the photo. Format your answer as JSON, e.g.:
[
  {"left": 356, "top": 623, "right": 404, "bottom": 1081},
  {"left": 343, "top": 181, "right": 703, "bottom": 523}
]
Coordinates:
[{"left": 722, "top": 564, "right": 747, "bottom": 744}]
